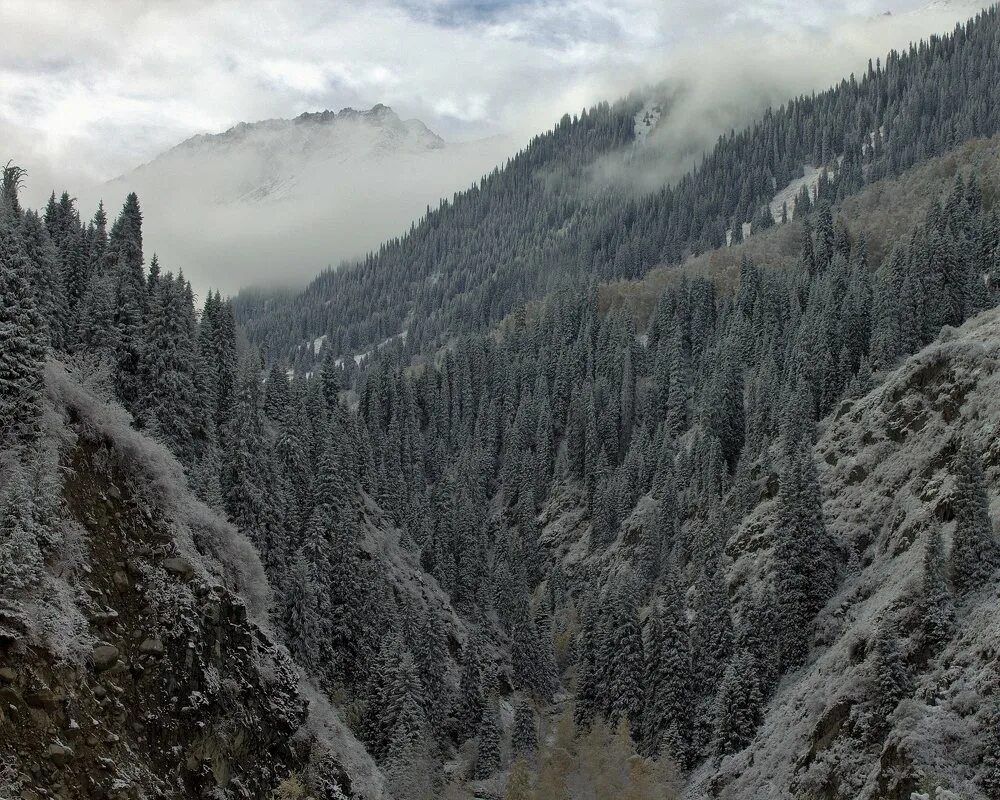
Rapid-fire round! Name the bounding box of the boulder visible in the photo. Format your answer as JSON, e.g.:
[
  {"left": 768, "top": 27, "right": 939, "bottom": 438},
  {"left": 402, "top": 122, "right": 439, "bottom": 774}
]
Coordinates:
[
  {"left": 139, "top": 638, "right": 165, "bottom": 657},
  {"left": 162, "top": 557, "right": 194, "bottom": 579},
  {"left": 47, "top": 742, "right": 73, "bottom": 767},
  {"left": 91, "top": 645, "right": 120, "bottom": 672}
]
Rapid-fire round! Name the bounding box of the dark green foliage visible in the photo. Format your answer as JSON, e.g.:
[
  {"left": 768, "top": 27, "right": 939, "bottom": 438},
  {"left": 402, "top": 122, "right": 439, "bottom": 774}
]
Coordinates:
[
  {"left": 980, "top": 703, "right": 1000, "bottom": 798},
  {"left": 239, "top": 7, "right": 1000, "bottom": 369},
  {"left": 712, "top": 651, "right": 764, "bottom": 757},
  {"left": 512, "top": 700, "right": 539, "bottom": 758},
  {"left": 919, "top": 529, "right": 954, "bottom": 651},
  {"left": 949, "top": 440, "right": 999, "bottom": 594},
  {"left": 871, "top": 627, "right": 913, "bottom": 722},
  {"left": 774, "top": 437, "right": 836, "bottom": 672},
  {"left": 0, "top": 210, "right": 45, "bottom": 447},
  {"left": 641, "top": 576, "right": 694, "bottom": 765},
  {"left": 473, "top": 696, "right": 502, "bottom": 780}
]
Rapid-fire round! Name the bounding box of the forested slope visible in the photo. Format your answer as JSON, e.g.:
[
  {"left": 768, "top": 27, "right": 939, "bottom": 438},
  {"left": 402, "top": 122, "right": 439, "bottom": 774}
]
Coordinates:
[
  {"left": 5, "top": 6, "right": 1000, "bottom": 800},
  {"left": 235, "top": 5, "right": 1000, "bottom": 369}
]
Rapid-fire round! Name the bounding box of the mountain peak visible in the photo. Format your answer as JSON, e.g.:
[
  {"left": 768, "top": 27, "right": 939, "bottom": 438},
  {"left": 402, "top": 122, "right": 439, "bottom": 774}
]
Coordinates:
[{"left": 292, "top": 103, "right": 400, "bottom": 125}]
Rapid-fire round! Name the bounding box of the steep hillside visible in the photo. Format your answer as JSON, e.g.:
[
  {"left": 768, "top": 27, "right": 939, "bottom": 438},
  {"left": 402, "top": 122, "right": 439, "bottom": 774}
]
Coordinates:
[
  {"left": 236, "top": 6, "right": 1000, "bottom": 368},
  {"left": 601, "top": 134, "right": 1000, "bottom": 324},
  {"left": 0, "top": 362, "right": 386, "bottom": 800},
  {"left": 709, "top": 308, "right": 1000, "bottom": 799}
]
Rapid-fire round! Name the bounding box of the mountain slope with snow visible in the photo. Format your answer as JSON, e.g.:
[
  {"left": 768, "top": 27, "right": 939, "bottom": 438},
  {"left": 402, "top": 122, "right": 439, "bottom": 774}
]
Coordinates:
[{"left": 106, "top": 105, "right": 517, "bottom": 294}]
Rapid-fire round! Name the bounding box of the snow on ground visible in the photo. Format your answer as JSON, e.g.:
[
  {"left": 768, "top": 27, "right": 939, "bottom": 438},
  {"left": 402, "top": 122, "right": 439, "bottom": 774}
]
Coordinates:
[
  {"left": 633, "top": 100, "right": 662, "bottom": 147},
  {"left": 691, "top": 308, "right": 1000, "bottom": 799},
  {"left": 312, "top": 334, "right": 327, "bottom": 355},
  {"left": 768, "top": 156, "right": 844, "bottom": 222},
  {"left": 769, "top": 164, "right": 823, "bottom": 220},
  {"left": 332, "top": 330, "right": 408, "bottom": 368}
]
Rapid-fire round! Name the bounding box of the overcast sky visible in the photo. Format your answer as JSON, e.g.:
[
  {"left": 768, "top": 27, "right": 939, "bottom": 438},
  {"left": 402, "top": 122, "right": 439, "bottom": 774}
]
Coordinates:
[{"left": 1, "top": 0, "right": 987, "bottom": 205}]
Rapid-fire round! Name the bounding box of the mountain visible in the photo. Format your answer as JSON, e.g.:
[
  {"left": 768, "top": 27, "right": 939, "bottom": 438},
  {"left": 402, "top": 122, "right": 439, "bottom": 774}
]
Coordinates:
[
  {"left": 234, "top": 4, "right": 1000, "bottom": 372},
  {"left": 126, "top": 105, "right": 446, "bottom": 205},
  {"left": 6, "top": 5, "right": 1000, "bottom": 800},
  {"left": 105, "top": 105, "right": 517, "bottom": 295}
]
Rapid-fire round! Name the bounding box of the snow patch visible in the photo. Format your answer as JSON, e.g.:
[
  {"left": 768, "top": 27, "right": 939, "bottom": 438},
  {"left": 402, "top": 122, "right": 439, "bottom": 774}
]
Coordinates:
[{"left": 633, "top": 100, "right": 662, "bottom": 147}]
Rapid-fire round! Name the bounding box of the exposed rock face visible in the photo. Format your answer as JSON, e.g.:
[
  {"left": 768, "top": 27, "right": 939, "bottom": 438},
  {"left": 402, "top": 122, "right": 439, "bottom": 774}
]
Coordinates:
[{"left": 0, "top": 364, "right": 384, "bottom": 799}]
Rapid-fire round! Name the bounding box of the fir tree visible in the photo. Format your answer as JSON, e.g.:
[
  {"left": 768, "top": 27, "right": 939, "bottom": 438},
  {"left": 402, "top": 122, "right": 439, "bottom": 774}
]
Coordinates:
[
  {"left": 512, "top": 700, "right": 539, "bottom": 758},
  {"left": 918, "top": 529, "right": 954, "bottom": 651},
  {"left": 473, "top": 696, "right": 502, "bottom": 780},
  {"left": 871, "top": 626, "right": 912, "bottom": 722},
  {"left": 774, "top": 437, "right": 835, "bottom": 672},
  {"left": 0, "top": 207, "right": 46, "bottom": 447},
  {"left": 713, "top": 651, "right": 763, "bottom": 757},
  {"left": 949, "top": 440, "right": 999, "bottom": 594}
]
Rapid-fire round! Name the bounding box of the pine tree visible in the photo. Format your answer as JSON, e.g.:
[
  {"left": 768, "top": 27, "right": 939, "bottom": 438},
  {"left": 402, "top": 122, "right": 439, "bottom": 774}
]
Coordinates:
[
  {"left": 712, "top": 651, "right": 763, "bottom": 757},
  {"left": 574, "top": 597, "right": 602, "bottom": 731},
  {"left": 734, "top": 587, "right": 781, "bottom": 701},
  {"left": 410, "top": 609, "right": 449, "bottom": 729},
  {"left": 604, "top": 582, "right": 645, "bottom": 734},
  {"left": 871, "top": 626, "right": 912, "bottom": 721},
  {"left": 473, "top": 696, "right": 502, "bottom": 780},
  {"left": 454, "top": 635, "right": 486, "bottom": 741},
  {"left": 641, "top": 577, "right": 694, "bottom": 765},
  {"left": 918, "top": 529, "right": 954, "bottom": 652},
  {"left": 0, "top": 207, "right": 46, "bottom": 447},
  {"left": 512, "top": 700, "right": 539, "bottom": 758},
  {"left": 980, "top": 702, "right": 1000, "bottom": 798},
  {"left": 0, "top": 465, "right": 43, "bottom": 593},
  {"left": 949, "top": 440, "right": 999, "bottom": 594},
  {"left": 139, "top": 274, "right": 199, "bottom": 464},
  {"left": 774, "top": 437, "right": 835, "bottom": 671}
]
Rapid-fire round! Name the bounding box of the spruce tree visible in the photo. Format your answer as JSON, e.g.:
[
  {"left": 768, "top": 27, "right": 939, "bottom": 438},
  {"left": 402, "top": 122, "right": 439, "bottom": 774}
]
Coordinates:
[
  {"left": 605, "top": 582, "right": 645, "bottom": 734},
  {"left": 473, "top": 696, "right": 502, "bottom": 780},
  {"left": 949, "top": 440, "right": 999, "bottom": 594},
  {"left": 0, "top": 465, "right": 43, "bottom": 593},
  {"left": 919, "top": 529, "right": 954, "bottom": 651},
  {"left": 512, "top": 700, "right": 539, "bottom": 758},
  {"left": 454, "top": 635, "right": 486, "bottom": 741},
  {"left": 641, "top": 576, "right": 694, "bottom": 765},
  {"left": 0, "top": 210, "right": 46, "bottom": 447},
  {"left": 712, "top": 650, "right": 763, "bottom": 757},
  {"left": 980, "top": 703, "right": 1000, "bottom": 798},
  {"left": 871, "top": 626, "right": 912, "bottom": 721},
  {"left": 774, "top": 436, "right": 835, "bottom": 672}
]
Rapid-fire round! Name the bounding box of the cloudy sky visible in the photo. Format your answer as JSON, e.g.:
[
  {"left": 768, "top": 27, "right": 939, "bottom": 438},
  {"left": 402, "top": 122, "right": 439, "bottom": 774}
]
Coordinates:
[{"left": 1, "top": 1, "right": 986, "bottom": 197}]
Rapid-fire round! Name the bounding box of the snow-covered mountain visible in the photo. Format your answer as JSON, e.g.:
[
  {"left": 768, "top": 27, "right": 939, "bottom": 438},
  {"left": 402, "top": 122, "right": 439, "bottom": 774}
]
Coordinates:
[{"left": 106, "top": 105, "right": 517, "bottom": 295}]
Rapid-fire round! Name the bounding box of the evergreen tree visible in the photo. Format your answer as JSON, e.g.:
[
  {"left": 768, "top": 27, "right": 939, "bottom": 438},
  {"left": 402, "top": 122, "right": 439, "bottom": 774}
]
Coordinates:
[
  {"left": 641, "top": 577, "right": 694, "bottom": 765},
  {"left": 712, "top": 651, "right": 763, "bottom": 757},
  {"left": 454, "top": 635, "right": 486, "bottom": 741},
  {"left": 512, "top": 700, "right": 539, "bottom": 758},
  {"left": 949, "top": 440, "right": 999, "bottom": 594},
  {"left": 0, "top": 205, "right": 46, "bottom": 447},
  {"left": 0, "top": 465, "right": 43, "bottom": 593},
  {"left": 919, "top": 529, "right": 954, "bottom": 651},
  {"left": 980, "top": 703, "right": 1000, "bottom": 799},
  {"left": 604, "top": 582, "right": 645, "bottom": 734},
  {"left": 774, "top": 437, "right": 835, "bottom": 671},
  {"left": 473, "top": 696, "right": 502, "bottom": 780},
  {"left": 871, "top": 626, "right": 912, "bottom": 721}
]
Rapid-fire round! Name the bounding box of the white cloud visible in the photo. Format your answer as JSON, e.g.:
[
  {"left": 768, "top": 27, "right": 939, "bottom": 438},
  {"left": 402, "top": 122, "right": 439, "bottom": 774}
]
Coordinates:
[
  {"left": 3, "top": 2, "right": 986, "bottom": 188},
  {"left": 0, "top": 0, "right": 990, "bottom": 291}
]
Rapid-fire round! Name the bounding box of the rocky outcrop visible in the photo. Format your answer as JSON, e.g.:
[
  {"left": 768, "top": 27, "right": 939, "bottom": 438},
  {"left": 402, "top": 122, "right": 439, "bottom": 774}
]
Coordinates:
[
  {"left": 698, "top": 311, "right": 1000, "bottom": 799},
  {"left": 0, "top": 363, "right": 384, "bottom": 799}
]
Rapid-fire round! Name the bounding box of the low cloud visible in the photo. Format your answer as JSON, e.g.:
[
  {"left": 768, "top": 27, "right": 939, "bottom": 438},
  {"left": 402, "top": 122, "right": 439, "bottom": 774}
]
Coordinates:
[{"left": 0, "top": 0, "right": 989, "bottom": 295}]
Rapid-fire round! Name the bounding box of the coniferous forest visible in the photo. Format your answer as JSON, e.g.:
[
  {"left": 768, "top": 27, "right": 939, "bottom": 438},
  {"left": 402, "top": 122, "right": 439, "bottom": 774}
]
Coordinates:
[{"left": 4, "top": 5, "right": 1000, "bottom": 800}]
